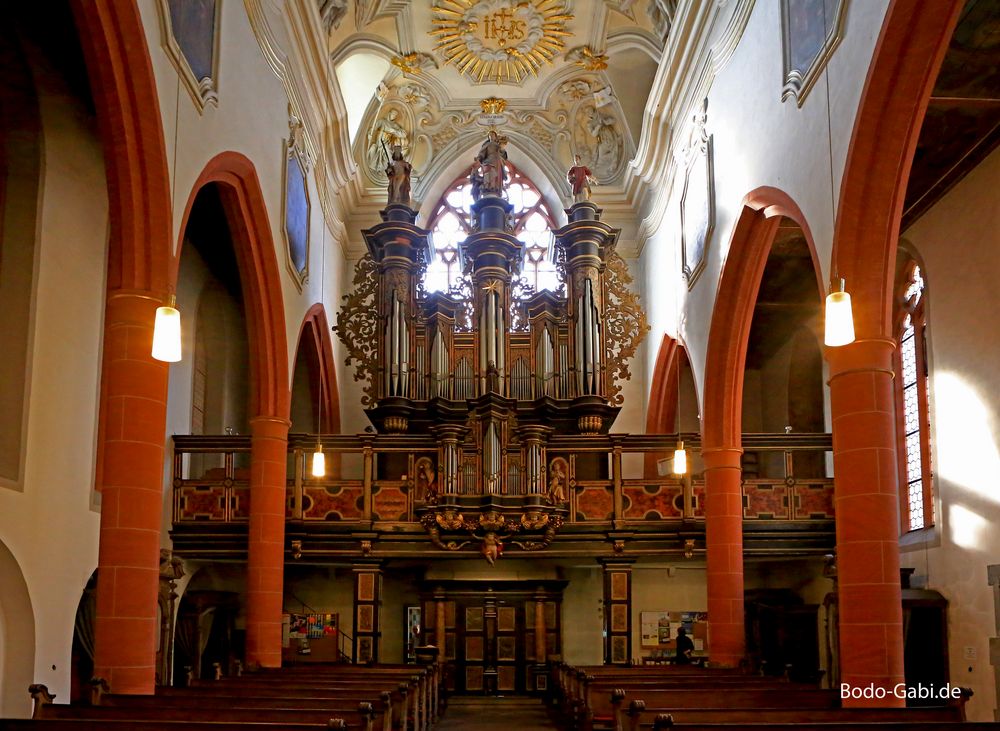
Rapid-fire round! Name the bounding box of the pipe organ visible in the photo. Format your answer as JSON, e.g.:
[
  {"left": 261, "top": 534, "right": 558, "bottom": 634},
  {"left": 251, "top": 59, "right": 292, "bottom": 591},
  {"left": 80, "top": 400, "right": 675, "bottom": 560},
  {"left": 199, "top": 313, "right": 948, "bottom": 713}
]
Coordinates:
[{"left": 336, "top": 172, "right": 647, "bottom": 560}]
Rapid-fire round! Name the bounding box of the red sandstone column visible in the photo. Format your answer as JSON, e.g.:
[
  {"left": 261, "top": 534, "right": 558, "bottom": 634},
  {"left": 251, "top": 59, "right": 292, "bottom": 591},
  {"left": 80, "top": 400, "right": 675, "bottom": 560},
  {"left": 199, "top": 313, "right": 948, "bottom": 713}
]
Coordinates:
[
  {"left": 94, "top": 291, "right": 169, "bottom": 694},
  {"left": 703, "top": 447, "right": 745, "bottom": 667},
  {"left": 245, "top": 415, "right": 291, "bottom": 668},
  {"left": 828, "top": 338, "right": 905, "bottom": 706}
]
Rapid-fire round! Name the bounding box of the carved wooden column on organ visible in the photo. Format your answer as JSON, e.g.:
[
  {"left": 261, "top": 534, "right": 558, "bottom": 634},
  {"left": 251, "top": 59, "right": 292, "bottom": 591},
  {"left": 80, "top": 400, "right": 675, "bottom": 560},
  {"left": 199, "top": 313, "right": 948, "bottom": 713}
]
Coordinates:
[{"left": 361, "top": 203, "right": 428, "bottom": 431}]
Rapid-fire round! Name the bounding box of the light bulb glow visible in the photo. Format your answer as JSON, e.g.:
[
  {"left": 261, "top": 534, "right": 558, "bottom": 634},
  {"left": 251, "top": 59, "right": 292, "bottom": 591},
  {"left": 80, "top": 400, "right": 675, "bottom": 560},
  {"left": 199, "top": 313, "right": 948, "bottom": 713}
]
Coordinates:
[
  {"left": 311, "top": 447, "right": 326, "bottom": 478},
  {"left": 824, "top": 280, "right": 856, "bottom": 347},
  {"left": 673, "top": 443, "right": 687, "bottom": 475},
  {"left": 151, "top": 299, "right": 182, "bottom": 362}
]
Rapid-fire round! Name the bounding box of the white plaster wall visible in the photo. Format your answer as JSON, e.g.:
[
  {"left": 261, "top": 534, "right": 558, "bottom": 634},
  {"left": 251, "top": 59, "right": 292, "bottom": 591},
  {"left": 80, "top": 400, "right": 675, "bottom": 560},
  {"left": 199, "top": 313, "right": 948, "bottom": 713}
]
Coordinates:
[
  {"left": 631, "top": 564, "right": 707, "bottom": 661},
  {"left": 0, "top": 64, "right": 107, "bottom": 710},
  {"left": 134, "top": 0, "right": 351, "bottom": 436},
  {"left": 640, "top": 0, "right": 890, "bottom": 416},
  {"left": 898, "top": 146, "right": 1000, "bottom": 722},
  {"left": 561, "top": 565, "right": 604, "bottom": 666},
  {"left": 283, "top": 567, "right": 356, "bottom": 650}
]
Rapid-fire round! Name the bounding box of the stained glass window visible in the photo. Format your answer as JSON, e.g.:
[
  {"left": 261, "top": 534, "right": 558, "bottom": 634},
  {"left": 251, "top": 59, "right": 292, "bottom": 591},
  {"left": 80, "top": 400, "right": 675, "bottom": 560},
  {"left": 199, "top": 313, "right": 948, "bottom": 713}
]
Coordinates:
[
  {"left": 425, "top": 165, "right": 560, "bottom": 294},
  {"left": 895, "top": 262, "right": 931, "bottom": 532}
]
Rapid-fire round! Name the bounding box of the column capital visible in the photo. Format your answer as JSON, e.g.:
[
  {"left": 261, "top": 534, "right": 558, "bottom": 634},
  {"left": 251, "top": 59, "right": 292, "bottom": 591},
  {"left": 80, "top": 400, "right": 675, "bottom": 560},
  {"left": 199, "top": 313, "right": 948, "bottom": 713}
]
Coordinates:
[
  {"left": 826, "top": 337, "right": 896, "bottom": 380},
  {"left": 249, "top": 416, "right": 291, "bottom": 439},
  {"left": 701, "top": 447, "right": 742, "bottom": 471}
]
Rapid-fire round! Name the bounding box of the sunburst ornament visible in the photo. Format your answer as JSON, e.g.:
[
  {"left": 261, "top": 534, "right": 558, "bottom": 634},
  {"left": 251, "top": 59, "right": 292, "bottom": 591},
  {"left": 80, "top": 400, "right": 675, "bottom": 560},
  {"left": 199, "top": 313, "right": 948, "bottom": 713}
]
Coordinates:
[{"left": 430, "top": 0, "right": 573, "bottom": 84}]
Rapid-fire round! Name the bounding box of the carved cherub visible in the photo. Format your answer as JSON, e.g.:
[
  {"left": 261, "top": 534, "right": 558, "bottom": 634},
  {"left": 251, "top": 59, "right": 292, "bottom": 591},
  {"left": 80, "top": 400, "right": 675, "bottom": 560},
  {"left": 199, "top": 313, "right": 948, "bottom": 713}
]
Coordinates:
[{"left": 482, "top": 532, "right": 501, "bottom": 565}]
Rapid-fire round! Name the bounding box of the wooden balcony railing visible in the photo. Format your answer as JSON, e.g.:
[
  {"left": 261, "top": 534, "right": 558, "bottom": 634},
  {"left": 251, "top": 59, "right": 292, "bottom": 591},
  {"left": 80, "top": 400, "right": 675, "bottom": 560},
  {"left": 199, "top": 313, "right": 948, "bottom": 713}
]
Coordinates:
[{"left": 171, "top": 432, "right": 834, "bottom": 525}]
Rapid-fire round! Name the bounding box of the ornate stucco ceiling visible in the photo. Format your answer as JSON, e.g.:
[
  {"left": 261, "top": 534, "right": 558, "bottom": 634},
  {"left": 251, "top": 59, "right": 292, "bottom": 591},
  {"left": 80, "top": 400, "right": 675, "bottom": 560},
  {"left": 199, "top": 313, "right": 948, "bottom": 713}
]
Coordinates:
[{"left": 320, "top": 0, "right": 669, "bottom": 222}]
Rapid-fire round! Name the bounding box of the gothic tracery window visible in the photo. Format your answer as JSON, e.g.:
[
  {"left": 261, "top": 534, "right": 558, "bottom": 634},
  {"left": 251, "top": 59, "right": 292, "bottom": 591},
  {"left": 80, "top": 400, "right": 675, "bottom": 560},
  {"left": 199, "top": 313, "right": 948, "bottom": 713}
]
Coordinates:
[
  {"left": 425, "top": 164, "right": 560, "bottom": 295},
  {"left": 894, "top": 260, "right": 932, "bottom": 532}
]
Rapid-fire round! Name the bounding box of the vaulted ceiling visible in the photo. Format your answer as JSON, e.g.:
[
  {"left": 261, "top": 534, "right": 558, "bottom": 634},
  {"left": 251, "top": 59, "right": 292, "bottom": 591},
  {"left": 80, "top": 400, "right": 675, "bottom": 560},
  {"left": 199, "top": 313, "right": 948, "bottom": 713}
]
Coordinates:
[
  {"left": 321, "top": 0, "right": 667, "bottom": 203},
  {"left": 903, "top": 0, "right": 1000, "bottom": 229}
]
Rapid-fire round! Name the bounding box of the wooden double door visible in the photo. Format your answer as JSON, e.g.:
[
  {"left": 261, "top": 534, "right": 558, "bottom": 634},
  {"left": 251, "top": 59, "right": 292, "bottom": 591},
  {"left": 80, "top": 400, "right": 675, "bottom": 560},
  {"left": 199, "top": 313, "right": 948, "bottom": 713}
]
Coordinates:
[{"left": 422, "top": 581, "right": 563, "bottom": 695}]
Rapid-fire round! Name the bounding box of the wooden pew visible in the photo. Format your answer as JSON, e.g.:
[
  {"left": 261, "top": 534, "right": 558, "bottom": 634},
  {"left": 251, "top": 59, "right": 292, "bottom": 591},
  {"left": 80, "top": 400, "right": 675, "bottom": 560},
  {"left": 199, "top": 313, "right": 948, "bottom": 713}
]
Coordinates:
[
  {"left": 588, "top": 686, "right": 838, "bottom": 731},
  {"left": 645, "top": 720, "right": 1000, "bottom": 731},
  {"left": 625, "top": 704, "right": 963, "bottom": 731},
  {"left": 34, "top": 702, "right": 375, "bottom": 731},
  {"left": 0, "top": 720, "right": 349, "bottom": 730},
  {"left": 244, "top": 663, "right": 439, "bottom": 729}
]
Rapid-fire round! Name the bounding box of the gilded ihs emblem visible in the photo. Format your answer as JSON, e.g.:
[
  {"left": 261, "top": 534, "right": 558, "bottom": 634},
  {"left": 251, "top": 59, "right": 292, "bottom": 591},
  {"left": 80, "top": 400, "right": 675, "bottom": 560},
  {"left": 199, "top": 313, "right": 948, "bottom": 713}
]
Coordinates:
[{"left": 430, "top": 0, "right": 573, "bottom": 83}]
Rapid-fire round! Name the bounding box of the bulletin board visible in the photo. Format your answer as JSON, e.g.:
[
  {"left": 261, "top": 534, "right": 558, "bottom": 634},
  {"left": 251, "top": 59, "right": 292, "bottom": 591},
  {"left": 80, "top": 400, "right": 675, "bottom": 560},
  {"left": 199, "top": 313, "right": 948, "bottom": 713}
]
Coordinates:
[{"left": 640, "top": 611, "right": 709, "bottom": 655}]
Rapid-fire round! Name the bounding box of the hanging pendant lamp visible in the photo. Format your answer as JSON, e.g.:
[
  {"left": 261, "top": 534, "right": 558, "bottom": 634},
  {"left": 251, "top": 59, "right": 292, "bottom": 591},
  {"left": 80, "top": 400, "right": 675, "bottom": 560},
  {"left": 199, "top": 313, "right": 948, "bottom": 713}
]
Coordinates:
[
  {"left": 824, "top": 278, "right": 856, "bottom": 347},
  {"left": 152, "top": 294, "right": 182, "bottom": 362}
]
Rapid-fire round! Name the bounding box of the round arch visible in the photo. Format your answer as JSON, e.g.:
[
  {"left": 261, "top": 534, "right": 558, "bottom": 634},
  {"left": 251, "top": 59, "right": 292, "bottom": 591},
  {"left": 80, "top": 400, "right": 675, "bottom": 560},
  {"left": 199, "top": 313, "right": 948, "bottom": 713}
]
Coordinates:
[
  {"left": 291, "top": 303, "right": 341, "bottom": 434},
  {"left": 0, "top": 539, "right": 34, "bottom": 718},
  {"left": 174, "top": 152, "right": 291, "bottom": 421}
]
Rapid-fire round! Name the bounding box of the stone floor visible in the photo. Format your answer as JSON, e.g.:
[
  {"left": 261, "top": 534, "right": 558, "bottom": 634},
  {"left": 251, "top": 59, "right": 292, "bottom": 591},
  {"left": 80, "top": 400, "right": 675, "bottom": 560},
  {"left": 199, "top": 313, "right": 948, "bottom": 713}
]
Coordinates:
[{"left": 435, "top": 696, "right": 562, "bottom": 730}]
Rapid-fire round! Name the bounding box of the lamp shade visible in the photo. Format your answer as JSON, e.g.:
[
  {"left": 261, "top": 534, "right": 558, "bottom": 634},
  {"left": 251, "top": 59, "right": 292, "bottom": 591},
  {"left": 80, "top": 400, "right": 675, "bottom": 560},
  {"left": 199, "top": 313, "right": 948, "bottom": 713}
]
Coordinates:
[
  {"left": 151, "top": 298, "right": 182, "bottom": 362},
  {"left": 311, "top": 447, "right": 326, "bottom": 478},
  {"left": 824, "top": 280, "right": 856, "bottom": 347},
  {"left": 673, "top": 442, "right": 687, "bottom": 475}
]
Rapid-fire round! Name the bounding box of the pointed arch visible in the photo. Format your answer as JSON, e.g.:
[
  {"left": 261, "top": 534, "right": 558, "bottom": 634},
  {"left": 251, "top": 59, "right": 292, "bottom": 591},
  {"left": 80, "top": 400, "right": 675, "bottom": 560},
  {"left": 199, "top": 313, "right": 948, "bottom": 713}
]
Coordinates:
[
  {"left": 646, "top": 334, "right": 681, "bottom": 435},
  {"left": 645, "top": 334, "right": 693, "bottom": 477},
  {"left": 71, "top": 0, "right": 172, "bottom": 293},
  {"left": 292, "top": 303, "right": 341, "bottom": 434},
  {"left": 825, "top": 2, "right": 963, "bottom": 704},
  {"left": 700, "top": 186, "right": 821, "bottom": 667},
  {"left": 703, "top": 187, "right": 822, "bottom": 452},
  {"left": 175, "top": 153, "right": 291, "bottom": 420},
  {"left": 831, "top": 0, "right": 963, "bottom": 338},
  {"left": 73, "top": 0, "right": 174, "bottom": 695}
]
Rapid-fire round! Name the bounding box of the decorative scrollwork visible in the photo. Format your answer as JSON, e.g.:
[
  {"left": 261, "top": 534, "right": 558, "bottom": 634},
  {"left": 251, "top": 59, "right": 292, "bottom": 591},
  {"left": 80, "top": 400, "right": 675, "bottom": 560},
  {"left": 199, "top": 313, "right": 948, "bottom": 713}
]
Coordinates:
[
  {"left": 603, "top": 244, "right": 650, "bottom": 406},
  {"left": 419, "top": 506, "right": 565, "bottom": 562},
  {"left": 510, "top": 275, "right": 535, "bottom": 332},
  {"left": 334, "top": 255, "right": 379, "bottom": 406},
  {"left": 446, "top": 274, "right": 475, "bottom": 332}
]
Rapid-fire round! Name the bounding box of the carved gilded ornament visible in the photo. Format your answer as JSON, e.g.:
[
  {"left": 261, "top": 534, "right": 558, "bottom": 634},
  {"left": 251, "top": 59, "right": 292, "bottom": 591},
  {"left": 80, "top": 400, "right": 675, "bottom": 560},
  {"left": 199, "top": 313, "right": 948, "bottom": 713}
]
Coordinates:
[
  {"left": 480, "top": 96, "right": 508, "bottom": 115},
  {"left": 334, "top": 255, "right": 380, "bottom": 406},
  {"left": 420, "top": 507, "right": 565, "bottom": 562},
  {"left": 390, "top": 51, "right": 439, "bottom": 75},
  {"left": 565, "top": 45, "right": 609, "bottom": 71},
  {"left": 603, "top": 245, "right": 649, "bottom": 406},
  {"left": 430, "top": 0, "right": 573, "bottom": 84}
]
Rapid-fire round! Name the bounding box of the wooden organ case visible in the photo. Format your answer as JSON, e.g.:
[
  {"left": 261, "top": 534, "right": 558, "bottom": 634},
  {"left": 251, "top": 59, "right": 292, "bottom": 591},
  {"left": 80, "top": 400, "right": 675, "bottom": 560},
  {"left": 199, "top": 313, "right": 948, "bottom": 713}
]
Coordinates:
[{"left": 335, "top": 192, "right": 648, "bottom": 564}]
